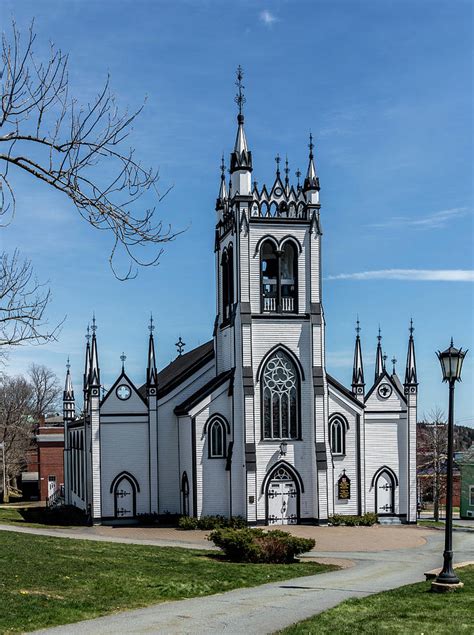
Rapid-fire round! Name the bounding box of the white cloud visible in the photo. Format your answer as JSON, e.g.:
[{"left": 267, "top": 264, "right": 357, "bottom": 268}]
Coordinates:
[
  {"left": 326, "top": 351, "right": 354, "bottom": 368},
  {"left": 259, "top": 10, "right": 278, "bottom": 26},
  {"left": 327, "top": 269, "right": 474, "bottom": 282},
  {"left": 369, "top": 207, "right": 469, "bottom": 230}
]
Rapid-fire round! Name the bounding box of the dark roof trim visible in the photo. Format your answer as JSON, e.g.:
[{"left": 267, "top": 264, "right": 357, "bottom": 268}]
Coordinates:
[
  {"left": 174, "top": 369, "right": 234, "bottom": 416},
  {"left": 101, "top": 370, "right": 148, "bottom": 408},
  {"left": 327, "top": 374, "right": 365, "bottom": 409}
]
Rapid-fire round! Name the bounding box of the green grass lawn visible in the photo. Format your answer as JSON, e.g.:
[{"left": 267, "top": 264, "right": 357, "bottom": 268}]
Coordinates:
[
  {"left": 0, "top": 507, "right": 29, "bottom": 524},
  {"left": 0, "top": 531, "right": 336, "bottom": 633},
  {"left": 281, "top": 565, "right": 474, "bottom": 634}
]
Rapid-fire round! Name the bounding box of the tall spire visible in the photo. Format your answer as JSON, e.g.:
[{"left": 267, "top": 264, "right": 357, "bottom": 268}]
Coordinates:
[
  {"left": 216, "top": 155, "right": 228, "bottom": 211},
  {"left": 147, "top": 314, "right": 158, "bottom": 389},
  {"left": 303, "top": 133, "right": 320, "bottom": 193},
  {"left": 89, "top": 315, "right": 100, "bottom": 387},
  {"left": 63, "top": 357, "right": 75, "bottom": 422},
  {"left": 352, "top": 318, "right": 365, "bottom": 396},
  {"left": 83, "top": 324, "right": 91, "bottom": 399},
  {"left": 404, "top": 319, "right": 418, "bottom": 386},
  {"left": 230, "top": 66, "right": 252, "bottom": 181},
  {"left": 375, "top": 327, "right": 384, "bottom": 382}
]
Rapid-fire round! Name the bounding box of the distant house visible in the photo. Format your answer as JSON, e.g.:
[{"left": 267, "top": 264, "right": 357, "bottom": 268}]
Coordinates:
[{"left": 459, "top": 447, "right": 474, "bottom": 519}]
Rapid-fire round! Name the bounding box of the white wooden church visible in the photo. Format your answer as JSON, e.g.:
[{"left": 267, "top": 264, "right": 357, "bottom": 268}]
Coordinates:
[{"left": 63, "top": 71, "right": 418, "bottom": 525}]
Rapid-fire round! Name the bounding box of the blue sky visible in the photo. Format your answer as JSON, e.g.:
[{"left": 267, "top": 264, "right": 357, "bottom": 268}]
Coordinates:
[{"left": 2, "top": 0, "right": 473, "bottom": 425}]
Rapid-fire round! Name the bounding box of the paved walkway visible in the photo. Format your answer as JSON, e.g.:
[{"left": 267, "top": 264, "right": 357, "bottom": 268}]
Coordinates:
[{"left": 28, "top": 530, "right": 473, "bottom": 635}]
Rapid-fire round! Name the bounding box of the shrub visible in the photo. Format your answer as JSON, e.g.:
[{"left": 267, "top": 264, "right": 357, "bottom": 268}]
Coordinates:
[
  {"left": 137, "top": 512, "right": 159, "bottom": 525},
  {"left": 209, "top": 527, "right": 315, "bottom": 563},
  {"left": 328, "top": 513, "right": 378, "bottom": 527},
  {"left": 20, "top": 505, "right": 88, "bottom": 526},
  {"left": 177, "top": 514, "right": 247, "bottom": 530}
]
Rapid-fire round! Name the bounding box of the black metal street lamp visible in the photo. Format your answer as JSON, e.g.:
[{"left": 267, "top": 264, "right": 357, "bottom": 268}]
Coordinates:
[{"left": 432, "top": 339, "right": 467, "bottom": 591}]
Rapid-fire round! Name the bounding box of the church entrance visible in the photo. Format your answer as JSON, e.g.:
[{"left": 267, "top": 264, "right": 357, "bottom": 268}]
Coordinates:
[
  {"left": 375, "top": 470, "right": 395, "bottom": 515},
  {"left": 113, "top": 475, "right": 136, "bottom": 518},
  {"left": 266, "top": 466, "right": 299, "bottom": 525}
]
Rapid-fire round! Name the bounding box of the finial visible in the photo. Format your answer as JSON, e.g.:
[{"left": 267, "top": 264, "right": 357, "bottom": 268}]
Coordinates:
[
  {"left": 409, "top": 318, "right": 414, "bottom": 336},
  {"left": 450, "top": 336, "right": 454, "bottom": 347},
  {"left": 308, "top": 132, "right": 314, "bottom": 158},
  {"left": 66, "top": 356, "right": 70, "bottom": 371},
  {"left": 392, "top": 356, "right": 397, "bottom": 374},
  {"left": 253, "top": 180, "right": 258, "bottom": 191},
  {"left": 234, "top": 65, "right": 246, "bottom": 121},
  {"left": 220, "top": 154, "right": 225, "bottom": 179},
  {"left": 377, "top": 326, "right": 382, "bottom": 342},
  {"left": 175, "top": 336, "right": 186, "bottom": 357},
  {"left": 295, "top": 169, "right": 301, "bottom": 189},
  {"left": 284, "top": 156, "right": 290, "bottom": 186},
  {"left": 149, "top": 313, "right": 155, "bottom": 333},
  {"left": 383, "top": 353, "right": 387, "bottom": 369},
  {"left": 275, "top": 153, "right": 281, "bottom": 176},
  {"left": 85, "top": 324, "right": 91, "bottom": 343},
  {"left": 355, "top": 317, "right": 361, "bottom": 336},
  {"left": 91, "top": 314, "right": 97, "bottom": 334},
  {"left": 120, "top": 352, "right": 126, "bottom": 370}
]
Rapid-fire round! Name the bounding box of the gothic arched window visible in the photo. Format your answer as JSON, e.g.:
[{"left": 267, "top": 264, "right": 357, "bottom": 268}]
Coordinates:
[
  {"left": 209, "top": 418, "right": 226, "bottom": 458},
  {"left": 330, "top": 416, "right": 347, "bottom": 456},
  {"left": 221, "top": 245, "right": 234, "bottom": 323},
  {"left": 260, "top": 240, "right": 297, "bottom": 313},
  {"left": 262, "top": 350, "right": 299, "bottom": 440}
]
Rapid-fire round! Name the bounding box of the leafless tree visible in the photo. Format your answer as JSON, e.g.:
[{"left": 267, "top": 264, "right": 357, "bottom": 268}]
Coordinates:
[
  {"left": 0, "top": 374, "right": 34, "bottom": 502},
  {"left": 417, "top": 407, "right": 448, "bottom": 521},
  {"left": 1, "top": 20, "right": 176, "bottom": 280},
  {"left": 28, "top": 362, "right": 61, "bottom": 421},
  {"left": 0, "top": 250, "right": 62, "bottom": 357}
]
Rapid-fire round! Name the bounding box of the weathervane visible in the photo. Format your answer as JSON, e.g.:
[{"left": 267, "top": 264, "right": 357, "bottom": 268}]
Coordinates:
[
  {"left": 175, "top": 336, "right": 186, "bottom": 357},
  {"left": 120, "top": 352, "right": 126, "bottom": 370},
  {"left": 234, "top": 65, "right": 246, "bottom": 118}
]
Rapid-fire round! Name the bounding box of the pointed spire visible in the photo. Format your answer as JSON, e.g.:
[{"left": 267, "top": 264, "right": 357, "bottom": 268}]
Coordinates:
[
  {"left": 230, "top": 66, "right": 252, "bottom": 176},
  {"left": 216, "top": 155, "right": 228, "bottom": 211},
  {"left": 83, "top": 324, "right": 91, "bottom": 395},
  {"left": 352, "top": 318, "right": 365, "bottom": 395},
  {"left": 147, "top": 314, "right": 158, "bottom": 389},
  {"left": 89, "top": 315, "right": 100, "bottom": 387},
  {"left": 303, "top": 133, "right": 320, "bottom": 192},
  {"left": 404, "top": 319, "right": 418, "bottom": 386},
  {"left": 63, "top": 357, "right": 75, "bottom": 422},
  {"left": 375, "top": 327, "right": 384, "bottom": 382}
]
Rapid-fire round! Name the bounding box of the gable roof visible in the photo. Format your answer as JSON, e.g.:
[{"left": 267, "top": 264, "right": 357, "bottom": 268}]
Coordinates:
[
  {"left": 327, "top": 373, "right": 365, "bottom": 409},
  {"left": 365, "top": 369, "right": 407, "bottom": 405},
  {"left": 139, "top": 340, "right": 215, "bottom": 400},
  {"left": 174, "top": 369, "right": 234, "bottom": 416},
  {"left": 101, "top": 370, "right": 148, "bottom": 408}
]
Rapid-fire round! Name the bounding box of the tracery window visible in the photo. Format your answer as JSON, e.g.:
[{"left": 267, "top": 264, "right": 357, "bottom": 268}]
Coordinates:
[
  {"left": 262, "top": 350, "right": 299, "bottom": 439},
  {"left": 261, "top": 240, "right": 297, "bottom": 313},
  {"left": 330, "top": 416, "right": 346, "bottom": 456},
  {"left": 209, "top": 418, "right": 226, "bottom": 458}
]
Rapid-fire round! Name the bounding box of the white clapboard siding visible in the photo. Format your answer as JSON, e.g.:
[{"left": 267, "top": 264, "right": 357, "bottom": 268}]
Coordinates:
[{"left": 100, "top": 377, "right": 148, "bottom": 415}]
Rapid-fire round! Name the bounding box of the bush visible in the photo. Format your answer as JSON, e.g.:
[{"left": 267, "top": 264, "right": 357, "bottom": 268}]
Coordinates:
[
  {"left": 328, "top": 513, "right": 378, "bottom": 527},
  {"left": 19, "top": 505, "right": 88, "bottom": 526},
  {"left": 209, "top": 527, "right": 315, "bottom": 563},
  {"left": 136, "top": 512, "right": 159, "bottom": 525},
  {"left": 178, "top": 514, "right": 247, "bottom": 530}
]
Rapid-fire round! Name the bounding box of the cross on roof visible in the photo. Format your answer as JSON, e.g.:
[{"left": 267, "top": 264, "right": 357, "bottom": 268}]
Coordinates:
[{"left": 175, "top": 336, "right": 186, "bottom": 357}]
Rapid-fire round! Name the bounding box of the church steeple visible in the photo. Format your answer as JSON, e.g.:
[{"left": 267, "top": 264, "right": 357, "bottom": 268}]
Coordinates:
[
  {"left": 147, "top": 315, "right": 158, "bottom": 390},
  {"left": 303, "top": 133, "right": 320, "bottom": 205},
  {"left": 216, "top": 155, "right": 228, "bottom": 211},
  {"left": 63, "top": 358, "right": 75, "bottom": 422},
  {"left": 230, "top": 66, "right": 252, "bottom": 196},
  {"left": 375, "top": 327, "right": 384, "bottom": 382},
  {"left": 352, "top": 319, "right": 365, "bottom": 398},
  {"left": 404, "top": 319, "right": 418, "bottom": 387},
  {"left": 83, "top": 325, "right": 91, "bottom": 403},
  {"left": 89, "top": 315, "right": 100, "bottom": 387}
]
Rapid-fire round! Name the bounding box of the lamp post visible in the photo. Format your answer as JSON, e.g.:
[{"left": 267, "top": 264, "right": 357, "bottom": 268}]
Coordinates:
[{"left": 432, "top": 339, "right": 467, "bottom": 592}]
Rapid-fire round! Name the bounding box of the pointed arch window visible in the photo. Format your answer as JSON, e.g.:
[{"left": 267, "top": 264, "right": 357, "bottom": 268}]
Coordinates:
[
  {"left": 209, "top": 418, "right": 226, "bottom": 458},
  {"left": 221, "top": 245, "right": 234, "bottom": 323},
  {"left": 330, "top": 416, "right": 347, "bottom": 456},
  {"left": 262, "top": 350, "right": 300, "bottom": 440},
  {"left": 260, "top": 240, "right": 297, "bottom": 313}
]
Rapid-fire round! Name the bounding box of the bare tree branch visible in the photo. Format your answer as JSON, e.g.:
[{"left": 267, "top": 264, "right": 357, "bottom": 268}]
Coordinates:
[
  {"left": 1, "top": 20, "right": 178, "bottom": 279},
  {"left": 28, "top": 363, "right": 61, "bottom": 421}
]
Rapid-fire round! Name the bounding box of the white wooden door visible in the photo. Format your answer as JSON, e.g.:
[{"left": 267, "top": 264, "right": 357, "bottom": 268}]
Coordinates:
[
  {"left": 376, "top": 472, "right": 394, "bottom": 514},
  {"left": 114, "top": 477, "right": 134, "bottom": 518},
  {"left": 267, "top": 479, "right": 298, "bottom": 525},
  {"left": 48, "top": 475, "right": 56, "bottom": 498}
]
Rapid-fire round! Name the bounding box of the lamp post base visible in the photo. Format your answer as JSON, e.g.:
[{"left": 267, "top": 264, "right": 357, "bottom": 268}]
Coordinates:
[{"left": 431, "top": 580, "right": 464, "bottom": 593}]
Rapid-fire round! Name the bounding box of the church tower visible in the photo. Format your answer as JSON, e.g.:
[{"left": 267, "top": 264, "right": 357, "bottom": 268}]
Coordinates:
[
  {"left": 214, "top": 67, "right": 331, "bottom": 523},
  {"left": 404, "top": 320, "right": 418, "bottom": 522}
]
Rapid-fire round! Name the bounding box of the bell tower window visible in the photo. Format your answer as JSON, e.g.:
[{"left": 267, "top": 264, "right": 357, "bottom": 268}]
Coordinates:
[
  {"left": 260, "top": 240, "right": 297, "bottom": 313},
  {"left": 221, "top": 245, "right": 234, "bottom": 323}
]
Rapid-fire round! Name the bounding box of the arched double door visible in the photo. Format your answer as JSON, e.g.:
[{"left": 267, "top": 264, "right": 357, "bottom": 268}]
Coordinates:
[
  {"left": 265, "top": 464, "right": 301, "bottom": 525},
  {"left": 111, "top": 472, "right": 139, "bottom": 519}
]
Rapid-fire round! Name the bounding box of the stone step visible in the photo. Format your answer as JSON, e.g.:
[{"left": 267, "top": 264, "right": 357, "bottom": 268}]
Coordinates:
[{"left": 378, "top": 516, "right": 402, "bottom": 525}]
